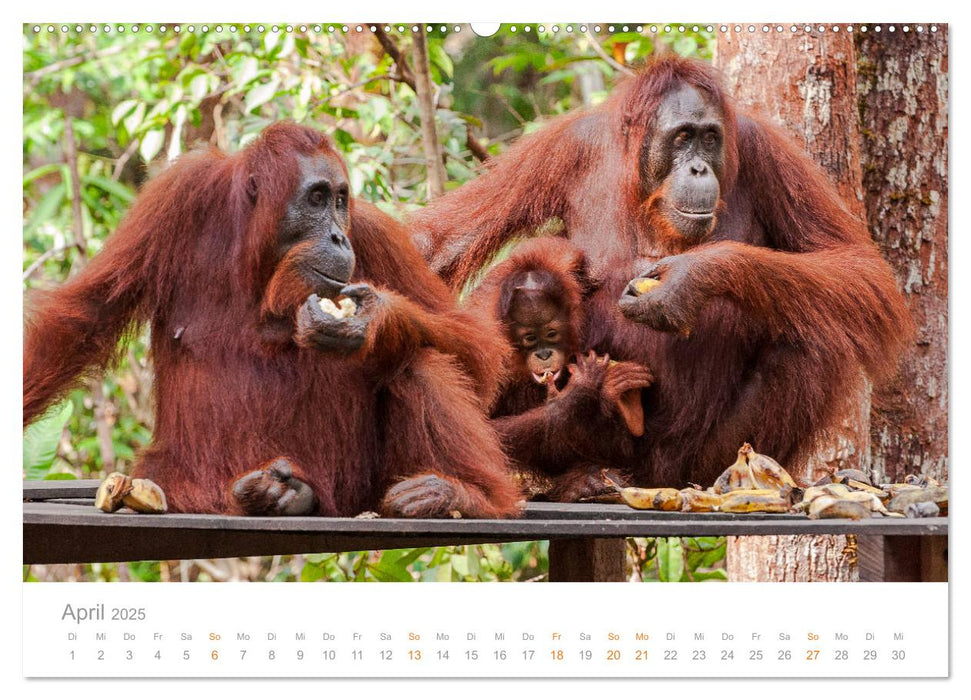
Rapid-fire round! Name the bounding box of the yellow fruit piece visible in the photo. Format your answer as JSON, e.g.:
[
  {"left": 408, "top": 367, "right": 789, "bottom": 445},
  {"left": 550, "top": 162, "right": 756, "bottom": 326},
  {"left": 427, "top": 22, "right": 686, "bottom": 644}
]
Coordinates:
[
  {"left": 807, "top": 496, "right": 871, "bottom": 521},
  {"left": 122, "top": 478, "right": 168, "bottom": 514},
  {"left": 679, "top": 488, "right": 724, "bottom": 512},
  {"left": 318, "top": 296, "right": 357, "bottom": 319},
  {"left": 717, "top": 489, "right": 790, "bottom": 514},
  {"left": 712, "top": 443, "right": 797, "bottom": 494},
  {"left": 633, "top": 277, "right": 662, "bottom": 295},
  {"left": 95, "top": 472, "right": 132, "bottom": 513},
  {"left": 618, "top": 487, "right": 683, "bottom": 511}
]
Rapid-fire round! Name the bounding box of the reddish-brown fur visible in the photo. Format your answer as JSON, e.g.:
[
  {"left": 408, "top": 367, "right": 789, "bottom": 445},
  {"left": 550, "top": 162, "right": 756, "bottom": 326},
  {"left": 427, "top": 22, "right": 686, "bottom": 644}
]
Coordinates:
[
  {"left": 466, "top": 238, "right": 653, "bottom": 500},
  {"left": 411, "top": 57, "right": 913, "bottom": 487},
  {"left": 24, "top": 122, "right": 520, "bottom": 517}
]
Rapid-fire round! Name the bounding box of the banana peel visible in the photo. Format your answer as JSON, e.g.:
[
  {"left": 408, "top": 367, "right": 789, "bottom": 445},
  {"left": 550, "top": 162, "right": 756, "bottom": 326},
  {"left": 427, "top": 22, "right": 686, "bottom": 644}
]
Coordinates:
[
  {"left": 603, "top": 473, "right": 682, "bottom": 511},
  {"left": 95, "top": 472, "right": 133, "bottom": 513},
  {"left": 712, "top": 443, "right": 798, "bottom": 494},
  {"left": 94, "top": 472, "right": 167, "bottom": 514}
]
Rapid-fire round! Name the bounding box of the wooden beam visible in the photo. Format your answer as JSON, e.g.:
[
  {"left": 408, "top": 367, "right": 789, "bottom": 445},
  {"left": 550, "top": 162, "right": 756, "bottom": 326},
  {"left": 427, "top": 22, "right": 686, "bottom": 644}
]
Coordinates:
[
  {"left": 548, "top": 537, "right": 626, "bottom": 582},
  {"left": 858, "top": 535, "right": 949, "bottom": 582}
]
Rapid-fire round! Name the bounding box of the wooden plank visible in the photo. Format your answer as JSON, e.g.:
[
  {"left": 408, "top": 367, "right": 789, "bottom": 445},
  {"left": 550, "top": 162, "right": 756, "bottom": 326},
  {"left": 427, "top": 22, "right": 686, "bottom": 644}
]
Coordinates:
[
  {"left": 920, "top": 536, "right": 948, "bottom": 582},
  {"left": 23, "top": 501, "right": 948, "bottom": 537},
  {"left": 24, "top": 500, "right": 949, "bottom": 565},
  {"left": 548, "top": 538, "right": 626, "bottom": 582},
  {"left": 858, "top": 535, "right": 950, "bottom": 582},
  {"left": 22, "top": 523, "right": 529, "bottom": 565},
  {"left": 23, "top": 479, "right": 100, "bottom": 501}
]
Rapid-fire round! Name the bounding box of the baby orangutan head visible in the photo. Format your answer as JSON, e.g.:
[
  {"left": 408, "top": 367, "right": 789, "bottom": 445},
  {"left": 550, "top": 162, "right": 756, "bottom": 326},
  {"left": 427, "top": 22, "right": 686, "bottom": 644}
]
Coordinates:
[{"left": 501, "top": 269, "right": 579, "bottom": 387}]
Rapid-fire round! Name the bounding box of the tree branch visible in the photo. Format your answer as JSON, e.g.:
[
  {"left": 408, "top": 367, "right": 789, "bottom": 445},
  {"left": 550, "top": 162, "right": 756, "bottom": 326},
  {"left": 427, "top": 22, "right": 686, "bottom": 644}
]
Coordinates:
[
  {"left": 373, "top": 26, "right": 416, "bottom": 90},
  {"left": 589, "top": 38, "right": 635, "bottom": 76},
  {"left": 372, "top": 27, "right": 491, "bottom": 166},
  {"left": 411, "top": 30, "right": 446, "bottom": 198}
]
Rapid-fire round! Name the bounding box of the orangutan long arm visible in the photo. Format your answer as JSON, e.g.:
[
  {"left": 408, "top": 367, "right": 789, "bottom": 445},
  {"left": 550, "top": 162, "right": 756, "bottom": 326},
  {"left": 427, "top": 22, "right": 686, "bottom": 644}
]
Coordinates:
[
  {"left": 408, "top": 113, "right": 602, "bottom": 289},
  {"left": 696, "top": 240, "right": 912, "bottom": 381}
]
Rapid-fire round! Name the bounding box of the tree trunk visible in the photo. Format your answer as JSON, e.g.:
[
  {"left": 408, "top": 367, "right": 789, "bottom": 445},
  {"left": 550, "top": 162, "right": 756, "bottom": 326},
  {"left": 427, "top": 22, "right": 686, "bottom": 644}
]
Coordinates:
[
  {"left": 715, "top": 31, "right": 864, "bottom": 582},
  {"left": 856, "top": 27, "right": 949, "bottom": 485},
  {"left": 411, "top": 30, "right": 446, "bottom": 200}
]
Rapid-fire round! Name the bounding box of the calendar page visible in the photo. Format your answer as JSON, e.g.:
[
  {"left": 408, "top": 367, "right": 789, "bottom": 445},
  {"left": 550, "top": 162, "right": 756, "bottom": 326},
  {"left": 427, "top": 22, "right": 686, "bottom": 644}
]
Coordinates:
[{"left": 17, "top": 3, "right": 954, "bottom": 692}]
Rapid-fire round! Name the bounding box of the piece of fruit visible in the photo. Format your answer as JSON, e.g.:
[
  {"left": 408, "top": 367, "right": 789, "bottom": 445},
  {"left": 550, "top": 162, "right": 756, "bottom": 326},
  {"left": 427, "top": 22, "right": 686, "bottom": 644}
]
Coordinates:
[
  {"left": 712, "top": 443, "right": 798, "bottom": 494},
  {"left": 679, "top": 488, "right": 724, "bottom": 512},
  {"left": 904, "top": 502, "right": 940, "bottom": 518},
  {"left": 632, "top": 277, "right": 662, "bottom": 295},
  {"left": 318, "top": 296, "right": 357, "bottom": 319},
  {"left": 717, "top": 489, "right": 790, "bottom": 513},
  {"left": 886, "top": 486, "right": 948, "bottom": 516},
  {"left": 121, "top": 478, "right": 168, "bottom": 514},
  {"left": 807, "top": 496, "right": 871, "bottom": 520},
  {"left": 603, "top": 473, "right": 682, "bottom": 510},
  {"left": 95, "top": 472, "right": 132, "bottom": 513}
]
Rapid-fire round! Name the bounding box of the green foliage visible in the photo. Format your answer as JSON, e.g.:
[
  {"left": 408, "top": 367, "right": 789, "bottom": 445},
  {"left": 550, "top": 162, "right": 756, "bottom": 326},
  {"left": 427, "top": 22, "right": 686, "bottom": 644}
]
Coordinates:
[
  {"left": 23, "top": 401, "right": 74, "bottom": 479},
  {"left": 629, "top": 537, "right": 727, "bottom": 582}
]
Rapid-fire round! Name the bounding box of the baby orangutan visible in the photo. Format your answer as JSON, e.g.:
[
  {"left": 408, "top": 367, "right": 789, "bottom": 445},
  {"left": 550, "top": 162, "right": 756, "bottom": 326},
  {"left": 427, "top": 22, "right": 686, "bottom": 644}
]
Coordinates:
[{"left": 466, "top": 238, "right": 654, "bottom": 501}]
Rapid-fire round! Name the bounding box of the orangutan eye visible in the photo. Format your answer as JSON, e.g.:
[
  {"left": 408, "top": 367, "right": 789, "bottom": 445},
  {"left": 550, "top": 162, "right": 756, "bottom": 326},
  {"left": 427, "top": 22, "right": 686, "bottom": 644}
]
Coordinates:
[
  {"left": 522, "top": 334, "right": 537, "bottom": 347},
  {"left": 703, "top": 130, "right": 719, "bottom": 147},
  {"left": 674, "top": 129, "right": 691, "bottom": 146},
  {"left": 308, "top": 186, "right": 328, "bottom": 207},
  {"left": 546, "top": 330, "right": 559, "bottom": 341},
  {"left": 335, "top": 189, "right": 348, "bottom": 209}
]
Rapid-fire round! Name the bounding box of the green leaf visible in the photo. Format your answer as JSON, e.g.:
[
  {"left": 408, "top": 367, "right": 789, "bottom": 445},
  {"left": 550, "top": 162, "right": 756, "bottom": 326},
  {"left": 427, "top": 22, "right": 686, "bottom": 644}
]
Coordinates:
[
  {"left": 232, "top": 56, "right": 259, "bottom": 87},
  {"left": 139, "top": 129, "right": 165, "bottom": 163},
  {"left": 673, "top": 36, "right": 698, "bottom": 57},
  {"left": 23, "top": 182, "right": 65, "bottom": 236},
  {"left": 84, "top": 175, "right": 135, "bottom": 203},
  {"left": 245, "top": 77, "right": 281, "bottom": 114},
  {"left": 44, "top": 473, "right": 77, "bottom": 480},
  {"left": 111, "top": 99, "right": 139, "bottom": 127},
  {"left": 123, "top": 102, "right": 146, "bottom": 136},
  {"left": 189, "top": 73, "right": 211, "bottom": 101},
  {"left": 657, "top": 538, "right": 685, "bottom": 582},
  {"left": 367, "top": 563, "right": 414, "bottom": 582},
  {"left": 23, "top": 163, "right": 62, "bottom": 188},
  {"left": 434, "top": 561, "right": 453, "bottom": 582},
  {"left": 299, "top": 560, "right": 325, "bottom": 582},
  {"left": 23, "top": 401, "right": 73, "bottom": 479},
  {"left": 690, "top": 569, "right": 728, "bottom": 582},
  {"left": 428, "top": 41, "right": 454, "bottom": 79}
]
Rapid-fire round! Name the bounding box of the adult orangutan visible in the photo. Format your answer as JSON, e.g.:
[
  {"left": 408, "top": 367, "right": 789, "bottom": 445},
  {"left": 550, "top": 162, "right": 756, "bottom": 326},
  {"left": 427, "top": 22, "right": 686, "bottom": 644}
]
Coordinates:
[
  {"left": 23, "top": 122, "right": 521, "bottom": 518},
  {"left": 466, "top": 237, "right": 653, "bottom": 501},
  {"left": 411, "top": 56, "right": 912, "bottom": 488}
]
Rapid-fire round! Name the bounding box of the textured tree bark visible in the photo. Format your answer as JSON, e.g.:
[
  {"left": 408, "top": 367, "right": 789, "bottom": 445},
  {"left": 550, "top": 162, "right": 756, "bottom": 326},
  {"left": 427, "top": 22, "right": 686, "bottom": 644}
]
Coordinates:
[
  {"left": 856, "top": 27, "right": 949, "bottom": 485},
  {"left": 715, "top": 31, "right": 864, "bottom": 582},
  {"left": 726, "top": 534, "right": 856, "bottom": 582}
]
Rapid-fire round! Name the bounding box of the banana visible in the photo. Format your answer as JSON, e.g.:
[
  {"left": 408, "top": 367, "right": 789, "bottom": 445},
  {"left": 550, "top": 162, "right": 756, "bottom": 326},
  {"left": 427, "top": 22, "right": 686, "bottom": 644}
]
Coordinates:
[
  {"left": 712, "top": 443, "right": 798, "bottom": 494},
  {"left": 845, "top": 479, "right": 887, "bottom": 499},
  {"left": 603, "top": 473, "right": 682, "bottom": 510},
  {"left": 887, "top": 486, "right": 948, "bottom": 517},
  {"left": 807, "top": 496, "right": 871, "bottom": 520},
  {"left": 717, "top": 489, "right": 790, "bottom": 514},
  {"left": 95, "top": 472, "right": 132, "bottom": 513},
  {"left": 679, "top": 488, "right": 724, "bottom": 512},
  {"left": 838, "top": 491, "right": 902, "bottom": 517},
  {"left": 813, "top": 468, "right": 872, "bottom": 487},
  {"left": 121, "top": 478, "right": 168, "bottom": 514},
  {"left": 904, "top": 474, "right": 941, "bottom": 488}
]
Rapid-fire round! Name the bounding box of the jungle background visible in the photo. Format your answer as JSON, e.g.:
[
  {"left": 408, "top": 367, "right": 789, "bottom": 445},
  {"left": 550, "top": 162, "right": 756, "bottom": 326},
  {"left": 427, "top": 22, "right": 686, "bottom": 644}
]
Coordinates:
[{"left": 22, "top": 23, "right": 947, "bottom": 582}]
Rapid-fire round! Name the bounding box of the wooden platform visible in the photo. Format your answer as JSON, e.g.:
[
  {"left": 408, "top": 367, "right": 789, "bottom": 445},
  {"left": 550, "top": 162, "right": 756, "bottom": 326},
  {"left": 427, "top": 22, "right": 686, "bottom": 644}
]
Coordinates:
[{"left": 23, "top": 480, "right": 948, "bottom": 581}]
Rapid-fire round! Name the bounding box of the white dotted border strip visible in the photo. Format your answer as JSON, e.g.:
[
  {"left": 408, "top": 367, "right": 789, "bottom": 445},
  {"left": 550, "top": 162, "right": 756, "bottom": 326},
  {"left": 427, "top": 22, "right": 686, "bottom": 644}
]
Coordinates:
[{"left": 28, "top": 24, "right": 941, "bottom": 35}]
